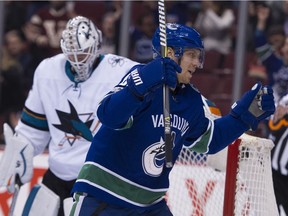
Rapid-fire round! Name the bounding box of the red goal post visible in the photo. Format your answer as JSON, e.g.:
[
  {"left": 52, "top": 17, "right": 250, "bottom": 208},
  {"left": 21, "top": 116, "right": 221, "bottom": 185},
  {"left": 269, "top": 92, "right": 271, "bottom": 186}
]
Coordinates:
[{"left": 167, "top": 133, "right": 279, "bottom": 216}]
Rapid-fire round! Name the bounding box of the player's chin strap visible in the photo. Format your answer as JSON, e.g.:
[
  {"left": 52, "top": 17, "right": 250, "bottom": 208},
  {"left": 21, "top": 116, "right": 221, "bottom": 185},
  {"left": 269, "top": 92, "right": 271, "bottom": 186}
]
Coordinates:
[{"left": 0, "top": 123, "right": 34, "bottom": 193}]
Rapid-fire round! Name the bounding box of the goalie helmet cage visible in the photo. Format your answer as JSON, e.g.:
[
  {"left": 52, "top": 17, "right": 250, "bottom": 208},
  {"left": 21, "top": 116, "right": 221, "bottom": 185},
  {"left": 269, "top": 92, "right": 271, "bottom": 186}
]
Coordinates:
[{"left": 167, "top": 134, "right": 279, "bottom": 216}]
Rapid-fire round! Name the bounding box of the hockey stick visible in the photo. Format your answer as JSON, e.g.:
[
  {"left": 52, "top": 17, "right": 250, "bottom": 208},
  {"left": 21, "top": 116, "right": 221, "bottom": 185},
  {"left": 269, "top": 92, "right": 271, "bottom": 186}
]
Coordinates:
[
  {"left": 8, "top": 174, "right": 22, "bottom": 216},
  {"left": 158, "top": 0, "right": 173, "bottom": 168}
]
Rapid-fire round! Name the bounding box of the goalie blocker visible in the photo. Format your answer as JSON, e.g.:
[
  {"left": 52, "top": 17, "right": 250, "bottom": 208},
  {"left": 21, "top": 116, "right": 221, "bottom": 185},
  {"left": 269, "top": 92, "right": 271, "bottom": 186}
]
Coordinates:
[
  {"left": 0, "top": 123, "right": 34, "bottom": 193},
  {"left": 0, "top": 123, "right": 72, "bottom": 215}
]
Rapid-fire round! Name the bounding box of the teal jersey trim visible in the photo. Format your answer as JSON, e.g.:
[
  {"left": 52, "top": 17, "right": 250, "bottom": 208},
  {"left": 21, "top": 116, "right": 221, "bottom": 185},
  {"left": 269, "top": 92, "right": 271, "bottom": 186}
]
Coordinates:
[{"left": 21, "top": 107, "right": 49, "bottom": 131}]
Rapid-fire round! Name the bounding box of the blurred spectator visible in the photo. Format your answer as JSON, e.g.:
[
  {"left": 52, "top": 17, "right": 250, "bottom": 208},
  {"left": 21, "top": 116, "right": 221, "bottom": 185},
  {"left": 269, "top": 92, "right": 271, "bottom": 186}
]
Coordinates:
[
  {"left": 256, "top": 3, "right": 285, "bottom": 57},
  {"left": 268, "top": 25, "right": 286, "bottom": 57},
  {"left": 99, "top": 6, "right": 122, "bottom": 55},
  {"left": 23, "top": 0, "right": 76, "bottom": 62},
  {"left": 4, "top": 1, "right": 28, "bottom": 33},
  {"left": 130, "top": 12, "right": 157, "bottom": 63},
  {"left": 273, "top": 60, "right": 288, "bottom": 103},
  {"left": 266, "top": 0, "right": 288, "bottom": 34},
  {"left": 131, "top": 1, "right": 158, "bottom": 26},
  {"left": 75, "top": 1, "right": 122, "bottom": 55},
  {"left": 165, "top": 1, "right": 187, "bottom": 24},
  {"left": 109, "top": 1, "right": 124, "bottom": 55},
  {"left": 4, "top": 30, "right": 38, "bottom": 97},
  {"left": 185, "top": 1, "right": 202, "bottom": 27},
  {"left": 25, "top": 1, "right": 50, "bottom": 21},
  {"left": 194, "top": 1, "right": 235, "bottom": 56},
  {"left": 0, "top": 30, "right": 29, "bottom": 130},
  {"left": 253, "top": 3, "right": 288, "bottom": 140},
  {"left": 130, "top": 1, "right": 186, "bottom": 29},
  {"left": 254, "top": 3, "right": 286, "bottom": 88},
  {"left": 246, "top": 1, "right": 261, "bottom": 52},
  {"left": 99, "top": 12, "right": 117, "bottom": 54},
  {"left": 253, "top": 1, "right": 274, "bottom": 32},
  {"left": 248, "top": 3, "right": 285, "bottom": 82}
]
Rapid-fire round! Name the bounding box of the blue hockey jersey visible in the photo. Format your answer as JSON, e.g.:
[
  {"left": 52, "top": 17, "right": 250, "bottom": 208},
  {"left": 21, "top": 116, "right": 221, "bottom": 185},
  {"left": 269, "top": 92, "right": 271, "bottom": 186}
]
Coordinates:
[{"left": 72, "top": 65, "right": 249, "bottom": 210}]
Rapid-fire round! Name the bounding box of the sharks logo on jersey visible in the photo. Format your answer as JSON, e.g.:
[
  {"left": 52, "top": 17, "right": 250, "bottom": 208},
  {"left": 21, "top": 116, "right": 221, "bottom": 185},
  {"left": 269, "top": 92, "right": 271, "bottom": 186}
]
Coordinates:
[
  {"left": 108, "top": 56, "right": 125, "bottom": 67},
  {"left": 53, "top": 100, "right": 96, "bottom": 146},
  {"left": 142, "top": 133, "right": 176, "bottom": 176}
]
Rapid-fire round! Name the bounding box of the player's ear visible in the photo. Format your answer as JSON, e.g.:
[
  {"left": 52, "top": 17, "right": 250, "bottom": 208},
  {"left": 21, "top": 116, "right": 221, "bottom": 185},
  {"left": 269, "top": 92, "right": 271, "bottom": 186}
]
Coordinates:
[{"left": 167, "top": 47, "right": 175, "bottom": 58}]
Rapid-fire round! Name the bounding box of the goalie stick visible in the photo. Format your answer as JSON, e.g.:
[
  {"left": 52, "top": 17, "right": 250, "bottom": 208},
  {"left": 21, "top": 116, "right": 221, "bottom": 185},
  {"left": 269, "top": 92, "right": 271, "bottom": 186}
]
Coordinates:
[
  {"left": 158, "top": 0, "right": 173, "bottom": 168},
  {"left": 8, "top": 174, "right": 22, "bottom": 216}
]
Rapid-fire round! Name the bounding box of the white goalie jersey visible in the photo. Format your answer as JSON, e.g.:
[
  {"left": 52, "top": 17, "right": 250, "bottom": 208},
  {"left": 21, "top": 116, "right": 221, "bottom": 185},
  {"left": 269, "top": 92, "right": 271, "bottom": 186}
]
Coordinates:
[{"left": 15, "top": 53, "right": 138, "bottom": 181}]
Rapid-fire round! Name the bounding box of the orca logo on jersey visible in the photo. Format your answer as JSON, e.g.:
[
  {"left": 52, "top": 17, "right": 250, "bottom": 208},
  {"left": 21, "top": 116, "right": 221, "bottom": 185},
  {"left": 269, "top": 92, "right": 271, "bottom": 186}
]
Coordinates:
[
  {"left": 142, "top": 135, "right": 175, "bottom": 176},
  {"left": 142, "top": 137, "right": 166, "bottom": 176}
]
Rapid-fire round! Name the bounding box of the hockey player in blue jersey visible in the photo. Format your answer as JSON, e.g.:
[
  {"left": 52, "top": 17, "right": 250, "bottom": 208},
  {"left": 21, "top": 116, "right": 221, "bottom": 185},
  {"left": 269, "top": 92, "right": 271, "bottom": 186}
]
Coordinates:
[{"left": 70, "top": 23, "right": 275, "bottom": 216}]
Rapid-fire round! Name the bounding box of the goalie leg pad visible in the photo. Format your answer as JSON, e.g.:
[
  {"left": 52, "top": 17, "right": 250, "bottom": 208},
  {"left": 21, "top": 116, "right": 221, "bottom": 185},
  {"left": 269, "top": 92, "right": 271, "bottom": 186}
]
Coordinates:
[
  {"left": 22, "top": 183, "right": 60, "bottom": 216},
  {"left": 63, "top": 197, "right": 74, "bottom": 216}
]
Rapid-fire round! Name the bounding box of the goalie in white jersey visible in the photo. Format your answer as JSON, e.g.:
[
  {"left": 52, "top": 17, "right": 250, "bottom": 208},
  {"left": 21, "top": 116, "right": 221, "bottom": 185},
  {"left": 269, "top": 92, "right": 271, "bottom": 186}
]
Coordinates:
[{"left": 0, "top": 16, "right": 138, "bottom": 216}]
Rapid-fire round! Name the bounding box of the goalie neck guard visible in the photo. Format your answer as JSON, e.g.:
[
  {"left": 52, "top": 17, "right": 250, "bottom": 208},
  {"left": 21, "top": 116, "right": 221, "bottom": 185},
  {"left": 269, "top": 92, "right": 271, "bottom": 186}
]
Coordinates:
[
  {"left": 152, "top": 23, "right": 205, "bottom": 68},
  {"left": 60, "top": 16, "right": 102, "bottom": 82}
]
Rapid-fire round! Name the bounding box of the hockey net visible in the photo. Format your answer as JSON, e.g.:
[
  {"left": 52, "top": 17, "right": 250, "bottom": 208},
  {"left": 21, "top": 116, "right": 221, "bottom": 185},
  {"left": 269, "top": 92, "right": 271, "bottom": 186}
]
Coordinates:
[{"left": 167, "top": 133, "right": 279, "bottom": 216}]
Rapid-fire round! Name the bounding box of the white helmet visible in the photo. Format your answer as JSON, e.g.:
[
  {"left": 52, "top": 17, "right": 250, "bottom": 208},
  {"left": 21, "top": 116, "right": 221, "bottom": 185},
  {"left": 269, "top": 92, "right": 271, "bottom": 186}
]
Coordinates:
[{"left": 61, "top": 16, "right": 102, "bottom": 81}]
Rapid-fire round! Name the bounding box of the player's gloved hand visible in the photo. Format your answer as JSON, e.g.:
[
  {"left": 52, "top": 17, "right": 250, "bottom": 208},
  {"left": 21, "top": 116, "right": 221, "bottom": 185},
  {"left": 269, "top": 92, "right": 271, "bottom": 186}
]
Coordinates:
[
  {"left": 0, "top": 123, "right": 34, "bottom": 193},
  {"left": 230, "top": 82, "right": 275, "bottom": 130},
  {"left": 127, "top": 57, "right": 181, "bottom": 98}
]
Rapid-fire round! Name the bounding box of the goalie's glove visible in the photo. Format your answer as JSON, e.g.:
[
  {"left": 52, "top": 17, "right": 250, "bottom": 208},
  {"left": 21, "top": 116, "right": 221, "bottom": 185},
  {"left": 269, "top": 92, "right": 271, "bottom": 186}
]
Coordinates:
[
  {"left": 231, "top": 82, "right": 275, "bottom": 130},
  {"left": 127, "top": 57, "right": 182, "bottom": 98},
  {"left": 0, "top": 123, "right": 34, "bottom": 193}
]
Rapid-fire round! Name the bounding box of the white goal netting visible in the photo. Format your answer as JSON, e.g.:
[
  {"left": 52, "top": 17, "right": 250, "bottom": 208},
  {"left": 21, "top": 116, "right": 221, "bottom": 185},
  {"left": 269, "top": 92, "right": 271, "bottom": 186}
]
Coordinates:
[
  {"left": 232, "top": 134, "right": 278, "bottom": 216},
  {"left": 167, "top": 133, "right": 279, "bottom": 216}
]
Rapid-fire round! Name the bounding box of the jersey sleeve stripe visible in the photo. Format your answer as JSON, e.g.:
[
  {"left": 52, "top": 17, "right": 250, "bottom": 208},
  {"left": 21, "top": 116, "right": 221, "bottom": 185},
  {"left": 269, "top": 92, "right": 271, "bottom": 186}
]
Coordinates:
[{"left": 21, "top": 107, "right": 49, "bottom": 131}]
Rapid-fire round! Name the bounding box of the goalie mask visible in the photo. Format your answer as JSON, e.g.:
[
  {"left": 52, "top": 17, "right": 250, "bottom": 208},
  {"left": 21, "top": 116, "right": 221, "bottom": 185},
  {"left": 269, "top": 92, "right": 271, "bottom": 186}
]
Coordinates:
[
  {"left": 61, "top": 16, "right": 102, "bottom": 81},
  {"left": 152, "top": 23, "right": 205, "bottom": 68}
]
